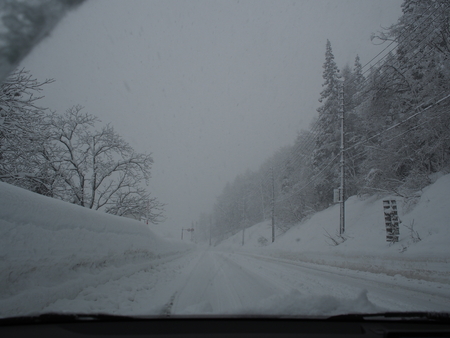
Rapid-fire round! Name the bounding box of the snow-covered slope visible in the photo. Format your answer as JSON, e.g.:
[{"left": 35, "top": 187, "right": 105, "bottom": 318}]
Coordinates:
[
  {"left": 0, "top": 182, "right": 192, "bottom": 316},
  {"left": 218, "top": 173, "right": 450, "bottom": 283}
]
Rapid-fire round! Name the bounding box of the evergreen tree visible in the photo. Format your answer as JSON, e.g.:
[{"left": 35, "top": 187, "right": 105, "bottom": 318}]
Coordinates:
[
  {"left": 318, "top": 40, "right": 340, "bottom": 108},
  {"left": 312, "top": 40, "right": 341, "bottom": 208}
]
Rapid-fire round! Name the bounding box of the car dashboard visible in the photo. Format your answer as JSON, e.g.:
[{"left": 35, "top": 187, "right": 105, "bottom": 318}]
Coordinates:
[{"left": 1, "top": 316, "right": 450, "bottom": 338}]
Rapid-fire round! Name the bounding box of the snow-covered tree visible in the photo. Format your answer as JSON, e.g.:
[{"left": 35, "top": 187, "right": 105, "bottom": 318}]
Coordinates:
[
  {"left": 0, "top": 69, "right": 54, "bottom": 193},
  {"left": 312, "top": 40, "right": 341, "bottom": 208},
  {"left": 42, "top": 105, "right": 164, "bottom": 223}
]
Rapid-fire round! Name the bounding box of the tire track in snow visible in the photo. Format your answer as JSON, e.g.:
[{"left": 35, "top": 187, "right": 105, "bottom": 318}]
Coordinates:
[
  {"left": 224, "top": 251, "right": 450, "bottom": 312},
  {"left": 170, "top": 250, "right": 284, "bottom": 314}
]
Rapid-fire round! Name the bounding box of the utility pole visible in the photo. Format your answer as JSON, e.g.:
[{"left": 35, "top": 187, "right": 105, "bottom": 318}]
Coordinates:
[
  {"left": 260, "top": 180, "right": 266, "bottom": 220},
  {"left": 241, "top": 195, "right": 245, "bottom": 246},
  {"left": 209, "top": 215, "right": 212, "bottom": 246},
  {"left": 271, "top": 166, "right": 275, "bottom": 242},
  {"left": 339, "top": 80, "right": 346, "bottom": 235}
]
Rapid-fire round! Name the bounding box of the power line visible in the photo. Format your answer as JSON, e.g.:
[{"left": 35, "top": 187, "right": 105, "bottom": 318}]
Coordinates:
[
  {"left": 347, "top": 93, "right": 450, "bottom": 163},
  {"left": 361, "top": 2, "right": 440, "bottom": 75},
  {"left": 359, "top": 21, "right": 445, "bottom": 94},
  {"left": 344, "top": 91, "right": 450, "bottom": 153},
  {"left": 275, "top": 153, "right": 340, "bottom": 205}
]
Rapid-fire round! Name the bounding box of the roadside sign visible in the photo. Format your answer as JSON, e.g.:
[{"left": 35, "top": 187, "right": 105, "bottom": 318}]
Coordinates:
[
  {"left": 333, "top": 188, "right": 340, "bottom": 203},
  {"left": 383, "top": 200, "right": 400, "bottom": 243}
]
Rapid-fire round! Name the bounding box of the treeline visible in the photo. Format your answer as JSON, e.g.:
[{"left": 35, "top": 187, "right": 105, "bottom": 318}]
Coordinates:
[
  {"left": 0, "top": 69, "right": 164, "bottom": 224},
  {"left": 197, "top": 0, "right": 450, "bottom": 242}
]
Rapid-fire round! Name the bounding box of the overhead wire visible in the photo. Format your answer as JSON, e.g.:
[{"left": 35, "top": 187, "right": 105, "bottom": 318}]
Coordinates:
[
  {"left": 357, "top": 10, "right": 445, "bottom": 94},
  {"left": 343, "top": 91, "right": 450, "bottom": 153},
  {"left": 360, "top": 2, "right": 441, "bottom": 76},
  {"left": 328, "top": 2, "right": 445, "bottom": 102},
  {"left": 342, "top": 88, "right": 449, "bottom": 164},
  {"left": 338, "top": 4, "right": 449, "bottom": 154},
  {"left": 343, "top": 96, "right": 450, "bottom": 168},
  {"left": 360, "top": 1, "right": 437, "bottom": 69}
]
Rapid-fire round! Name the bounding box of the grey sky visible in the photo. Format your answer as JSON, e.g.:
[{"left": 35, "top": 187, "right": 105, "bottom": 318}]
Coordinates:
[{"left": 21, "top": 0, "right": 403, "bottom": 235}]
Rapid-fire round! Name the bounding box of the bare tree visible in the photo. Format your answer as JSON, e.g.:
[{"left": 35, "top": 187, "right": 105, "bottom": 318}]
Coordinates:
[
  {"left": 0, "top": 68, "right": 54, "bottom": 193},
  {"left": 43, "top": 105, "right": 164, "bottom": 223}
]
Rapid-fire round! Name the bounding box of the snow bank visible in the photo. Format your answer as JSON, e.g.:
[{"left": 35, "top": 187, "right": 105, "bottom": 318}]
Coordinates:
[
  {"left": 238, "top": 289, "right": 384, "bottom": 316},
  {"left": 218, "top": 173, "right": 450, "bottom": 283},
  {"left": 0, "top": 182, "right": 192, "bottom": 317}
]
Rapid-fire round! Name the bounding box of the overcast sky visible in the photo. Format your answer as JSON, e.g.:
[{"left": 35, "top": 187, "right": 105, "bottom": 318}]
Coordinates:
[{"left": 21, "top": 0, "right": 403, "bottom": 236}]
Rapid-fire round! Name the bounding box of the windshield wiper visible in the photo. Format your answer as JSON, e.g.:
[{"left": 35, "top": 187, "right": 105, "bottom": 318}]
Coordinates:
[{"left": 328, "top": 312, "right": 450, "bottom": 322}]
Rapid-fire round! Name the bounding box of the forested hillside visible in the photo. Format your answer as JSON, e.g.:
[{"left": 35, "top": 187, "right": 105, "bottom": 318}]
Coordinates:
[{"left": 196, "top": 0, "right": 450, "bottom": 242}]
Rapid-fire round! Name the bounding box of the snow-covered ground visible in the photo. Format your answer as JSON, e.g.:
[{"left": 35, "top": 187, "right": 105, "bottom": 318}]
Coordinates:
[{"left": 1, "top": 174, "right": 450, "bottom": 317}]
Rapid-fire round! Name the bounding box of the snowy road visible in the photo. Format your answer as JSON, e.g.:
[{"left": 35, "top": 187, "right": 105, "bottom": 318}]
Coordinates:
[
  {"left": 166, "top": 249, "right": 450, "bottom": 315},
  {"left": 41, "top": 248, "right": 450, "bottom": 316}
]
